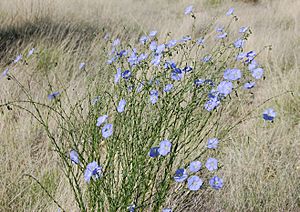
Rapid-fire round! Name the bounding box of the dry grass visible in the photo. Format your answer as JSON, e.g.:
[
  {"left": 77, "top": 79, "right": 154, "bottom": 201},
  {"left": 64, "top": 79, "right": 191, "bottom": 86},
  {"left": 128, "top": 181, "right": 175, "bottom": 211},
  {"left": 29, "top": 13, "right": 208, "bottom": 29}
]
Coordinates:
[{"left": 0, "top": 0, "right": 299, "bottom": 211}]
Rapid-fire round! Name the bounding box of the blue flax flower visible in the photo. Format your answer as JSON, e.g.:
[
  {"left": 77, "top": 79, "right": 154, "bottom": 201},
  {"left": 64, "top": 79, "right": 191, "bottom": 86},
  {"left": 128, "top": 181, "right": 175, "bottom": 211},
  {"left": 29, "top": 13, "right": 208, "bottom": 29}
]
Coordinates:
[
  {"left": 217, "top": 32, "right": 227, "bottom": 39},
  {"left": 70, "top": 150, "right": 79, "bottom": 164},
  {"left": 205, "top": 158, "right": 218, "bottom": 171},
  {"left": 122, "top": 70, "right": 131, "bottom": 79},
  {"left": 204, "top": 96, "right": 220, "bottom": 111},
  {"left": 183, "top": 66, "right": 193, "bottom": 72},
  {"left": 234, "top": 39, "right": 245, "bottom": 48},
  {"left": 150, "top": 90, "right": 159, "bottom": 104},
  {"left": 164, "top": 84, "right": 173, "bottom": 92},
  {"left": 150, "top": 41, "right": 157, "bottom": 51},
  {"left": 166, "top": 40, "right": 177, "bottom": 48},
  {"left": 202, "top": 55, "right": 212, "bottom": 63},
  {"left": 246, "top": 51, "right": 256, "bottom": 61},
  {"left": 138, "top": 53, "right": 148, "bottom": 62},
  {"left": 137, "top": 82, "right": 144, "bottom": 93},
  {"left": 158, "top": 140, "right": 172, "bottom": 156},
  {"left": 217, "top": 81, "right": 233, "bottom": 96},
  {"left": 1, "top": 68, "right": 9, "bottom": 79},
  {"left": 251, "top": 68, "right": 264, "bottom": 79},
  {"left": 244, "top": 82, "right": 256, "bottom": 89},
  {"left": 187, "top": 176, "right": 203, "bottom": 191},
  {"left": 149, "top": 147, "right": 160, "bottom": 158},
  {"left": 84, "top": 161, "right": 102, "bottom": 183},
  {"left": 149, "top": 31, "right": 157, "bottom": 37},
  {"left": 194, "top": 79, "right": 205, "bottom": 87},
  {"left": 207, "top": 138, "right": 219, "bottom": 149},
  {"left": 151, "top": 55, "right": 161, "bottom": 66},
  {"left": 226, "top": 7, "right": 234, "bottom": 16},
  {"left": 224, "top": 68, "right": 242, "bottom": 81},
  {"left": 156, "top": 44, "right": 165, "bottom": 54},
  {"left": 197, "top": 38, "right": 204, "bottom": 45},
  {"left": 209, "top": 176, "right": 224, "bottom": 190},
  {"left": 171, "top": 68, "right": 184, "bottom": 81},
  {"left": 248, "top": 60, "right": 258, "bottom": 71},
  {"left": 184, "top": 5, "right": 193, "bottom": 15},
  {"left": 117, "top": 99, "right": 126, "bottom": 113},
  {"left": 115, "top": 68, "right": 122, "bottom": 84},
  {"left": 127, "top": 204, "right": 135, "bottom": 212},
  {"left": 189, "top": 161, "right": 202, "bottom": 173},
  {"left": 162, "top": 208, "right": 172, "bottom": 212},
  {"left": 117, "top": 50, "right": 127, "bottom": 58},
  {"left": 236, "top": 52, "right": 247, "bottom": 61},
  {"left": 128, "top": 52, "right": 138, "bottom": 66},
  {"left": 14, "top": 54, "right": 22, "bottom": 63},
  {"left": 239, "top": 26, "right": 248, "bottom": 33},
  {"left": 263, "top": 108, "right": 276, "bottom": 121},
  {"left": 91, "top": 96, "right": 100, "bottom": 105},
  {"left": 48, "top": 91, "right": 60, "bottom": 100},
  {"left": 102, "top": 123, "right": 113, "bottom": 139},
  {"left": 181, "top": 35, "right": 192, "bottom": 42},
  {"left": 27, "top": 48, "right": 35, "bottom": 57},
  {"left": 79, "top": 62, "right": 86, "bottom": 70},
  {"left": 96, "top": 115, "right": 108, "bottom": 127},
  {"left": 174, "top": 168, "right": 188, "bottom": 182},
  {"left": 140, "top": 35, "right": 148, "bottom": 44},
  {"left": 216, "top": 26, "right": 224, "bottom": 32},
  {"left": 113, "top": 38, "right": 120, "bottom": 46}
]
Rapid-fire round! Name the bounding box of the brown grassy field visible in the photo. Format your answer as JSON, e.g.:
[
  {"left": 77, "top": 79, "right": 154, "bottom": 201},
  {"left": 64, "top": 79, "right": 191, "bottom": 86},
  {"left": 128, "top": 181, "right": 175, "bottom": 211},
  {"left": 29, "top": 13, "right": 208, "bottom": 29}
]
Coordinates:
[{"left": 0, "top": 0, "right": 299, "bottom": 211}]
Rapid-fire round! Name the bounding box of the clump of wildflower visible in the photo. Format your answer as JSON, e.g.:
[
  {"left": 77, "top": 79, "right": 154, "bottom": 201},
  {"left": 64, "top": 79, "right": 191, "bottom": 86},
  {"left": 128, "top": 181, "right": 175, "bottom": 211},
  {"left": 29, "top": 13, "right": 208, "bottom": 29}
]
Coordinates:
[
  {"left": 84, "top": 161, "right": 102, "bottom": 183},
  {"left": 209, "top": 176, "right": 224, "bottom": 190}
]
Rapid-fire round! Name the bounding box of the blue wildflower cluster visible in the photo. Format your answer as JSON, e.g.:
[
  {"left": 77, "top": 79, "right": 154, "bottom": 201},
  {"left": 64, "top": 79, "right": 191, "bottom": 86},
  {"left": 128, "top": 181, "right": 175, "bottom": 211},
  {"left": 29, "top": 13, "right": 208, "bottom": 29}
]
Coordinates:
[
  {"left": 0, "top": 4, "right": 277, "bottom": 212},
  {"left": 61, "top": 6, "right": 276, "bottom": 211}
]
